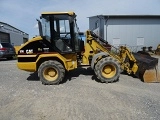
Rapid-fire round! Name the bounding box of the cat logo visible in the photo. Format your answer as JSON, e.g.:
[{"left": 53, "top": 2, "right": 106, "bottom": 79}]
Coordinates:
[{"left": 26, "top": 49, "right": 33, "bottom": 54}]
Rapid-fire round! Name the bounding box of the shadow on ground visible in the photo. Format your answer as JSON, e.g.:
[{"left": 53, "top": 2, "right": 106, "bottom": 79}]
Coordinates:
[
  {"left": 27, "top": 67, "right": 101, "bottom": 84},
  {"left": 27, "top": 72, "right": 40, "bottom": 81},
  {"left": 0, "top": 58, "right": 16, "bottom": 61}
]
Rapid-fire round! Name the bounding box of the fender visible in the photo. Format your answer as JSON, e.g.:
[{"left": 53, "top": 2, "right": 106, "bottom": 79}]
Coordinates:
[{"left": 91, "top": 52, "right": 109, "bottom": 69}]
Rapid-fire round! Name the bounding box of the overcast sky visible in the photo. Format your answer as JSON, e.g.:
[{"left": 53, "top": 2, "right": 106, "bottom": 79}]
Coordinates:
[{"left": 1, "top": 0, "right": 160, "bottom": 39}]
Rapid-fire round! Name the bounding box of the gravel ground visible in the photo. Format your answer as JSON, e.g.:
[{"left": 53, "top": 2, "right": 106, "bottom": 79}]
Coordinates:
[{"left": 0, "top": 56, "right": 160, "bottom": 120}]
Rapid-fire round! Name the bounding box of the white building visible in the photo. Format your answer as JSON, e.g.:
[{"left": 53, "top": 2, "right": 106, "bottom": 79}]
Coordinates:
[{"left": 89, "top": 15, "right": 160, "bottom": 51}]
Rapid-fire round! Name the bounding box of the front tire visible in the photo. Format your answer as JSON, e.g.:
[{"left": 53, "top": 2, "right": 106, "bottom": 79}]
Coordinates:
[
  {"left": 94, "top": 57, "right": 120, "bottom": 83},
  {"left": 38, "top": 60, "right": 65, "bottom": 85}
]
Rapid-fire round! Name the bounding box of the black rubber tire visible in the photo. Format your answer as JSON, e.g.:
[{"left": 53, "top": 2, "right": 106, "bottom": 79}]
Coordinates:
[
  {"left": 38, "top": 60, "right": 65, "bottom": 85},
  {"left": 94, "top": 57, "right": 120, "bottom": 83}
]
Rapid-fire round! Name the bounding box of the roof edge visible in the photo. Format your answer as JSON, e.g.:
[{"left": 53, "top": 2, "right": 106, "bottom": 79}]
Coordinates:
[
  {"left": 88, "top": 14, "right": 160, "bottom": 18},
  {"left": 0, "top": 21, "right": 28, "bottom": 35}
]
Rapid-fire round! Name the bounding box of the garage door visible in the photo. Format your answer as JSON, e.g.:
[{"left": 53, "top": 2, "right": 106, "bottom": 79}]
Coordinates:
[{"left": 0, "top": 32, "right": 10, "bottom": 43}]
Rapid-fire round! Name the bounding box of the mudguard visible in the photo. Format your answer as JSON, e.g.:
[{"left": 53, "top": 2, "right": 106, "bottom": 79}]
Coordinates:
[{"left": 91, "top": 52, "right": 109, "bottom": 69}]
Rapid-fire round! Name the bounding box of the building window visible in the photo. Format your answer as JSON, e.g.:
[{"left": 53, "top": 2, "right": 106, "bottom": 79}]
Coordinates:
[
  {"left": 113, "top": 38, "right": 120, "bottom": 46},
  {"left": 137, "top": 37, "right": 144, "bottom": 46}
]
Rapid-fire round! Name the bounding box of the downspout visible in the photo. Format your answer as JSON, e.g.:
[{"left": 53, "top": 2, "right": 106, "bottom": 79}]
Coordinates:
[
  {"left": 97, "top": 15, "right": 103, "bottom": 38},
  {"left": 97, "top": 15, "right": 109, "bottom": 39},
  {"left": 104, "top": 16, "right": 109, "bottom": 40}
]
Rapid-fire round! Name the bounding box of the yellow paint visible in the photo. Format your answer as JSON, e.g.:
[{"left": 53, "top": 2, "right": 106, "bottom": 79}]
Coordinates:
[
  {"left": 43, "top": 67, "right": 58, "bottom": 81},
  {"left": 102, "top": 64, "right": 116, "bottom": 78},
  {"left": 36, "top": 53, "right": 77, "bottom": 71},
  {"left": 18, "top": 55, "right": 37, "bottom": 57},
  {"left": 17, "top": 62, "right": 36, "bottom": 72},
  {"left": 41, "top": 11, "right": 75, "bottom": 16}
]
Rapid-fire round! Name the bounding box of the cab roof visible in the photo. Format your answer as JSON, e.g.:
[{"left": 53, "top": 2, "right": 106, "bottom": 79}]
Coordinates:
[{"left": 41, "top": 12, "right": 75, "bottom": 16}]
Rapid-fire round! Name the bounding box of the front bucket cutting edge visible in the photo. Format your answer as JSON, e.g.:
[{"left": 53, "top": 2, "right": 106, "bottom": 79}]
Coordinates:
[
  {"left": 143, "top": 67, "right": 160, "bottom": 83},
  {"left": 133, "top": 53, "right": 160, "bottom": 83}
]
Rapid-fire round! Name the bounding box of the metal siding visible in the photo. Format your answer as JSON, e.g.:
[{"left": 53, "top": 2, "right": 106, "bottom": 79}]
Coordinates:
[
  {"left": 0, "top": 22, "right": 29, "bottom": 46},
  {"left": 10, "top": 32, "right": 23, "bottom": 46},
  {"left": 106, "top": 18, "right": 160, "bottom": 51},
  {"left": 89, "top": 17, "right": 100, "bottom": 31},
  {"left": 0, "top": 32, "right": 10, "bottom": 43},
  {"left": 100, "top": 19, "right": 105, "bottom": 38}
]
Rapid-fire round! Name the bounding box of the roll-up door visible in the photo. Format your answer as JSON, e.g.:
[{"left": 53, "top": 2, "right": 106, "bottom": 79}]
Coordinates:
[{"left": 0, "top": 32, "right": 10, "bottom": 43}]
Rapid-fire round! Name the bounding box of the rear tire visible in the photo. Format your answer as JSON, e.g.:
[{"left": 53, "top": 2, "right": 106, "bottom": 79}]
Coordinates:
[
  {"left": 38, "top": 60, "right": 65, "bottom": 85},
  {"left": 94, "top": 57, "right": 120, "bottom": 83}
]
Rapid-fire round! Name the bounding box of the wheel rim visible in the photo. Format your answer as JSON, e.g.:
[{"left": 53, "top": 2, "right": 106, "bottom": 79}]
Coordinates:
[
  {"left": 102, "top": 64, "right": 116, "bottom": 78},
  {"left": 43, "top": 67, "right": 58, "bottom": 81}
]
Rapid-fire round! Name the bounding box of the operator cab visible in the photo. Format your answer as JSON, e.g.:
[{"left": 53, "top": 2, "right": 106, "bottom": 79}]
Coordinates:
[{"left": 39, "top": 12, "right": 84, "bottom": 53}]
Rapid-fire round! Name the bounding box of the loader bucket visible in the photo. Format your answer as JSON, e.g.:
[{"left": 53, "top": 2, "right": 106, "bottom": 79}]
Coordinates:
[{"left": 133, "top": 53, "right": 160, "bottom": 83}]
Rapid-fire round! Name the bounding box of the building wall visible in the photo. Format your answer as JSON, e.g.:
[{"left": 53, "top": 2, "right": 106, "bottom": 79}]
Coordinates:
[
  {"left": 89, "top": 16, "right": 105, "bottom": 38},
  {"left": 106, "top": 18, "right": 160, "bottom": 50},
  {"left": 0, "top": 22, "right": 28, "bottom": 46},
  {"left": 89, "top": 17, "right": 100, "bottom": 31},
  {"left": 89, "top": 16, "right": 160, "bottom": 51}
]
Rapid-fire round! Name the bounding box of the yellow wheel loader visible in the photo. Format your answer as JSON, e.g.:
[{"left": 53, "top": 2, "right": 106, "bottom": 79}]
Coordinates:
[{"left": 17, "top": 12, "right": 160, "bottom": 85}]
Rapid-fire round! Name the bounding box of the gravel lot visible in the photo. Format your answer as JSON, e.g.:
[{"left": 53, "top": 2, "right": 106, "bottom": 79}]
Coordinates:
[{"left": 0, "top": 56, "right": 160, "bottom": 120}]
